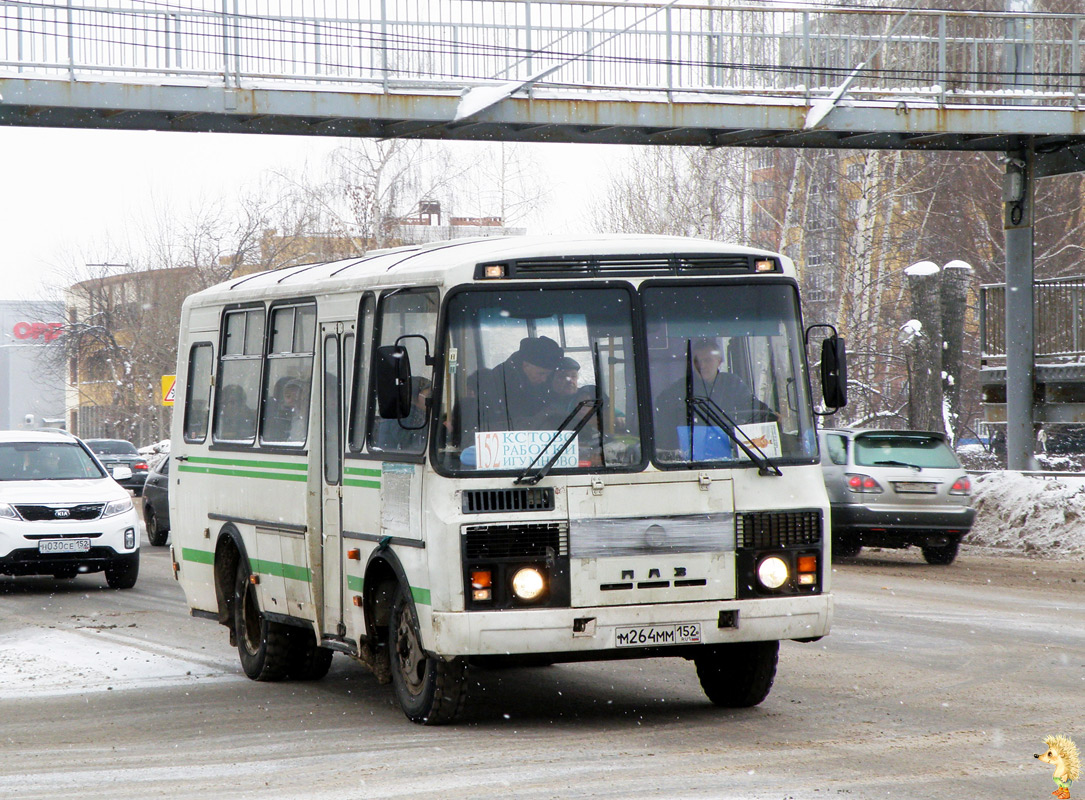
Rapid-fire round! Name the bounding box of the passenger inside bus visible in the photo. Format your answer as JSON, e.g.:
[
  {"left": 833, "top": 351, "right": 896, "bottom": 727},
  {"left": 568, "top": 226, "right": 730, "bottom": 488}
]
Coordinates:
[
  {"left": 375, "top": 377, "right": 432, "bottom": 451},
  {"left": 264, "top": 377, "right": 307, "bottom": 442},
  {"left": 653, "top": 337, "right": 776, "bottom": 455},
  {"left": 217, "top": 385, "right": 256, "bottom": 440}
]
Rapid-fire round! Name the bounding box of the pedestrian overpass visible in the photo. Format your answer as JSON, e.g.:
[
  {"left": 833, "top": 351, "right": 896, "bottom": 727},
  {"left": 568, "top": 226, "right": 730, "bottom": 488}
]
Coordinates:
[{"left": 4, "top": 0, "right": 1084, "bottom": 468}]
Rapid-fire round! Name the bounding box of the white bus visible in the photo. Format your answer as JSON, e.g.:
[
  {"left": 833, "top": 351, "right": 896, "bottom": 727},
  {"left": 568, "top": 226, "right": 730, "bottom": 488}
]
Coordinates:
[{"left": 169, "top": 235, "right": 847, "bottom": 724}]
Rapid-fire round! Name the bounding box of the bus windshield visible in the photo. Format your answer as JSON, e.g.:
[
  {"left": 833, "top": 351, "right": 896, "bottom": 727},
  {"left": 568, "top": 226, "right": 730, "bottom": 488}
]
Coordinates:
[
  {"left": 643, "top": 282, "right": 817, "bottom": 466},
  {"left": 435, "top": 286, "right": 642, "bottom": 475}
]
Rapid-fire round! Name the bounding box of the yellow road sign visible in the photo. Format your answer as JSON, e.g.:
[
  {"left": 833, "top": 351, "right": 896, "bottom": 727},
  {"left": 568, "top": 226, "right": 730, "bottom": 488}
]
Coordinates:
[{"left": 161, "top": 374, "right": 176, "bottom": 406}]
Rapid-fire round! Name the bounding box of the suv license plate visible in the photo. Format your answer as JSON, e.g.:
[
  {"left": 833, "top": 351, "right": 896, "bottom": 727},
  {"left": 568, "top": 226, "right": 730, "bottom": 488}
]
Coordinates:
[
  {"left": 38, "top": 539, "right": 91, "bottom": 554},
  {"left": 615, "top": 623, "right": 701, "bottom": 648},
  {"left": 893, "top": 481, "right": 938, "bottom": 494}
]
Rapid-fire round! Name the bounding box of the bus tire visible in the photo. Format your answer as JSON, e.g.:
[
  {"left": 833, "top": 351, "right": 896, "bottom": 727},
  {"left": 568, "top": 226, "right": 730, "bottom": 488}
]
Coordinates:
[
  {"left": 694, "top": 640, "right": 778, "bottom": 708},
  {"left": 286, "top": 627, "right": 334, "bottom": 681},
  {"left": 390, "top": 585, "right": 467, "bottom": 725},
  {"left": 233, "top": 566, "right": 292, "bottom": 681}
]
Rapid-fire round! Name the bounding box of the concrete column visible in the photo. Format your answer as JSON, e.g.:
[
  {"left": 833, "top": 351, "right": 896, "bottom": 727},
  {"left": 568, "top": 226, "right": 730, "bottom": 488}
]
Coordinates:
[{"left": 1003, "top": 141, "right": 1036, "bottom": 471}]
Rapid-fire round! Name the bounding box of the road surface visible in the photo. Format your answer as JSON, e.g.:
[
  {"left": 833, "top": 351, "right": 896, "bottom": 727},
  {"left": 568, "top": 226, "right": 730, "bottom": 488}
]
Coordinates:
[{"left": 0, "top": 540, "right": 1081, "bottom": 799}]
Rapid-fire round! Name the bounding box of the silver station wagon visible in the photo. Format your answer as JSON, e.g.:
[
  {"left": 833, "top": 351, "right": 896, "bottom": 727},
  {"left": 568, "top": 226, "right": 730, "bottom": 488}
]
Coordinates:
[{"left": 818, "top": 428, "right": 975, "bottom": 565}]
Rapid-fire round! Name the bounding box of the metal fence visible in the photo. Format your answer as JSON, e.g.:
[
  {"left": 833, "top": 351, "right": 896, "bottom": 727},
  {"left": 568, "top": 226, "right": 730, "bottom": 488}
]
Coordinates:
[
  {"left": 2, "top": 1, "right": 1084, "bottom": 105},
  {"left": 981, "top": 277, "right": 1085, "bottom": 362}
]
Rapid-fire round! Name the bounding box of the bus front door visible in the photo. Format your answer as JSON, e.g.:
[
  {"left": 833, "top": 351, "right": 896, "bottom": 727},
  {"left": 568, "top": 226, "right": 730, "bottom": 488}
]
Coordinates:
[{"left": 320, "top": 325, "right": 346, "bottom": 634}]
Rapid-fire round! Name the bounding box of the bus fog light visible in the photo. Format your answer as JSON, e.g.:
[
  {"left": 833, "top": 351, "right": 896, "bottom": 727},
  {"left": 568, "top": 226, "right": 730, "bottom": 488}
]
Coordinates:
[
  {"left": 798, "top": 573, "right": 816, "bottom": 586},
  {"left": 511, "top": 567, "right": 546, "bottom": 601},
  {"left": 757, "top": 556, "right": 789, "bottom": 589},
  {"left": 472, "top": 588, "right": 492, "bottom": 601}
]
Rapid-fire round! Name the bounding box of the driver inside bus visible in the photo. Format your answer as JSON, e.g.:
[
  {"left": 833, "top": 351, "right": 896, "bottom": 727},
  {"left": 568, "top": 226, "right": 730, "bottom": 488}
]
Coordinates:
[
  {"left": 653, "top": 337, "right": 775, "bottom": 454},
  {"left": 471, "top": 335, "right": 564, "bottom": 433}
]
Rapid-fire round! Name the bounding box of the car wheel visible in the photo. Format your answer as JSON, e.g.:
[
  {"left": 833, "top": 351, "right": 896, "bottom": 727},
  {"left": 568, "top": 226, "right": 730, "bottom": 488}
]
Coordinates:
[
  {"left": 833, "top": 534, "right": 862, "bottom": 559},
  {"left": 921, "top": 539, "right": 959, "bottom": 565},
  {"left": 390, "top": 584, "right": 467, "bottom": 724},
  {"left": 105, "top": 552, "right": 139, "bottom": 589},
  {"left": 233, "top": 565, "right": 292, "bottom": 681},
  {"left": 145, "top": 506, "right": 168, "bottom": 547},
  {"left": 286, "top": 626, "right": 334, "bottom": 681},
  {"left": 694, "top": 640, "right": 779, "bottom": 708}
]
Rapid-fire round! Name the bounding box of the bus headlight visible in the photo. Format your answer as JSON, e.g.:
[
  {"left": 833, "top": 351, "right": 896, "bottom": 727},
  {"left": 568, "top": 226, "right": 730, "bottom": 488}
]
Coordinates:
[
  {"left": 757, "top": 556, "right": 789, "bottom": 590},
  {"left": 511, "top": 567, "right": 546, "bottom": 601}
]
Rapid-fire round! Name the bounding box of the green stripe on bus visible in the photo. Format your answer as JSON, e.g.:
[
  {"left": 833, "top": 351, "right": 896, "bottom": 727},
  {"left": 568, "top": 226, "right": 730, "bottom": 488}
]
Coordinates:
[
  {"left": 178, "top": 464, "right": 307, "bottom": 482},
  {"left": 343, "top": 478, "right": 381, "bottom": 489},
  {"left": 182, "top": 547, "right": 215, "bottom": 565},
  {"left": 343, "top": 466, "right": 382, "bottom": 477},
  {"left": 185, "top": 456, "right": 307, "bottom": 471},
  {"left": 347, "top": 574, "right": 364, "bottom": 592},
  {"left": 249, "top": 558, "right": 312, "bottom": 583},
  {"left": 411, "top": 586, "right": 431, "bottom": 606}
]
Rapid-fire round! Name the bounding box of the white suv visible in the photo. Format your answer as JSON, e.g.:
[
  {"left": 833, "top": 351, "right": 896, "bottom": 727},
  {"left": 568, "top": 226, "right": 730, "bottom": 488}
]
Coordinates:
[{"left": 0, "top": 430, "right": 140, "bottom": 588}]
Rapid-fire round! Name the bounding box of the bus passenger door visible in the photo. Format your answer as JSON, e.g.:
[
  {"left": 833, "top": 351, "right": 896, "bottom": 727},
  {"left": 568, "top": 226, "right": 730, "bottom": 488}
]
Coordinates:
[{"left": 320, "top": 325, "right": 346, "bottom": 634}]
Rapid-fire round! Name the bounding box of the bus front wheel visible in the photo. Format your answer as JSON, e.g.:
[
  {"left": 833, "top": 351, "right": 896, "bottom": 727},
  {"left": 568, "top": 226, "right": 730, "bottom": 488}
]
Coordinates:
[
  {"left": 694, "top": 640, "right": 779, "bottom": 708},
  {"left": 389, "top": 585, "right": 467, "bottom": 725},
  {"left": 233, "top": 566, "right": 292, "bottom": 681}
]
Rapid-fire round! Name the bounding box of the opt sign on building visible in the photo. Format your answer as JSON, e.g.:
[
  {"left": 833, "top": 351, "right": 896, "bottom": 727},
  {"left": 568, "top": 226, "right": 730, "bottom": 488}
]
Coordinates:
[{"left": 0, "top": 301, "right": 65, "bottom": 429}]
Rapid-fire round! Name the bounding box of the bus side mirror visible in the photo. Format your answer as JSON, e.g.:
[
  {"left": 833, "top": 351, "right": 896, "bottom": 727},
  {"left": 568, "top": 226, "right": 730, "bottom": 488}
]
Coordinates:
[
  {"left": 375, "top": 345, "right": 412, "bottom": 419},
  {"left": 821, "top": 335, "right": 847, "bottom": 410}
]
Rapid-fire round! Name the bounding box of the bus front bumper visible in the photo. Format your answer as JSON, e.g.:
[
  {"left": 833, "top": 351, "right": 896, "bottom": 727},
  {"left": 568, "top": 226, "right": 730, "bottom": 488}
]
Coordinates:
[{"left": 428, "top": 593, "right": 832, "bottom": 658}]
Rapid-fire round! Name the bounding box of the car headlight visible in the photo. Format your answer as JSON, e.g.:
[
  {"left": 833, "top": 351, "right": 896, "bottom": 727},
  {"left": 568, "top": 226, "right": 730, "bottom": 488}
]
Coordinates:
[
  {"left": 757, "top": 556, "right": 790, "bottom": 590},
  {"left": 511, "top": 567, "right": 546, "bottom": 601},
  {"left": 0, "top": 503, "right": 19, "bottom": 520},
  {"left": 102, "top": 497, "right": 134, "bottom": 517}
]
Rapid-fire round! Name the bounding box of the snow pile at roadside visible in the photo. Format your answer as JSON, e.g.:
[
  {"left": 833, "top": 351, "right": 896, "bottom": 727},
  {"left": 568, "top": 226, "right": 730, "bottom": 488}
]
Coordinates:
[{"left": 970, "top": 471, "right": 1085, "bottom": 558}]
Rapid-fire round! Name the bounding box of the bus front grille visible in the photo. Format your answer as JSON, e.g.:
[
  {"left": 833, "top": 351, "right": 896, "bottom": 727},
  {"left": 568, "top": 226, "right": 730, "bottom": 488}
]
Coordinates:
[
  {"left": 462, "top": 488, "right": 555, "bottom": 514},
  {"left": 463, "top": 522, "right": 569, "bottom": 559},
  {"left": 735, "top": 510, "right": 822, "bottom": 549}
]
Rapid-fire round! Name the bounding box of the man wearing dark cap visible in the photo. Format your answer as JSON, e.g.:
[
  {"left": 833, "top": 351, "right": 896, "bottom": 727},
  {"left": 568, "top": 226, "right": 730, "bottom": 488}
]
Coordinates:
[{"left": 473, "top": 335, "right": 564, "bottom": 431}]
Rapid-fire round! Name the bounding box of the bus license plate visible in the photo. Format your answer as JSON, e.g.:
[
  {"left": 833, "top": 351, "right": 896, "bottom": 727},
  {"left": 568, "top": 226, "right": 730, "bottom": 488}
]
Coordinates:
[
  {"left": 38, "top": 539, "right": 91, "bottom": 554},
  {"left": 615, "top": 623, "right": 701, "bottom": 648}
]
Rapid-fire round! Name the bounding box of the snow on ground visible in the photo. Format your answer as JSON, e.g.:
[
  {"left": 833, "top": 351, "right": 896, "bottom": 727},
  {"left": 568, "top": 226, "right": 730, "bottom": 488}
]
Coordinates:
[
  {"left": 970, "top": 471, "right": 1085, "bottom": 559},
  {"left": 0, "top": 626, "right": 241, "bottom": 698}
]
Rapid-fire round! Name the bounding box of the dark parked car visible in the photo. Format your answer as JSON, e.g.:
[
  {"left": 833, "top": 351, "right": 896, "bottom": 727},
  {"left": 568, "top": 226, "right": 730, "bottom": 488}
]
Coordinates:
[
  {"left": 83, "top": 439, "right": 150, "bottom": 495},
  {"left": 142, "top": 455, "right": 170, "bottom": 547}
]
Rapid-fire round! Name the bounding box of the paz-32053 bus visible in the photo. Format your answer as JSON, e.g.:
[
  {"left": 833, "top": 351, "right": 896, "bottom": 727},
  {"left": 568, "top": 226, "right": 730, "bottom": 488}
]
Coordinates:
[{"left": 169, "top": 235, "right": 847, "bottom": 724}]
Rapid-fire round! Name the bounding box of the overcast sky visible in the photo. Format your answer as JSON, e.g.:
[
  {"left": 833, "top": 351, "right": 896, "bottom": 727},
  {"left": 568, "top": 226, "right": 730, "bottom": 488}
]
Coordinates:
[{"left": 0, "top": 126, "right": 625, "bottom": 302}]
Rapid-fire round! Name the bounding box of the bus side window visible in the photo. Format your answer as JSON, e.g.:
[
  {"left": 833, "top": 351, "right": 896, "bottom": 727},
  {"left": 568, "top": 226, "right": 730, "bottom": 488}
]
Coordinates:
[
  {"left": 183, "top": 342, "right": 213, "bottom": 443},
  {"left": 368, "top": 289, "right": 438, "bottom": 456},
  {"left": 260, "top": 302, "right": 316, "bottom": 447},
  {"left": 213, "top": 307, "right": 264, "bottom": 444},
  {"left": 348, "top": 294, "right": 375, "bottom": 452}
]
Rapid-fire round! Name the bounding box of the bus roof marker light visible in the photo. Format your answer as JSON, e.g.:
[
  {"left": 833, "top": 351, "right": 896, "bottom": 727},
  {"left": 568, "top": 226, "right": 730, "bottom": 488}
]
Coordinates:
[
  {"left": 755, "top": 259, "right": 776, "bottom": 273},
  {"left": 482, "top": 264, "right": 506, "bottom": 279}
]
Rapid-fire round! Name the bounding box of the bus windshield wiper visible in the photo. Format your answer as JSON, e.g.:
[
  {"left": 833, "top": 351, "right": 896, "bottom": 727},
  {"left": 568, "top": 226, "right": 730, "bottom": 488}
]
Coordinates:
[
  {"left": 686, "top": 396, "right": 782, "bottom": 477},
  {"left": 514, "top": 398, "right": 602, "bottom": 486}
]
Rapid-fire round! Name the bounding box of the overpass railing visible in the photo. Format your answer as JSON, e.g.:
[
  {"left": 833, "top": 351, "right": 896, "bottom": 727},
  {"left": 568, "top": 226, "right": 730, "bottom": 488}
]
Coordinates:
[
  {"left": 2, "top": 1, "right": 1084, "bottom": 106},
  {"left": 982, "top": 276, "right": 1085, "bottom": 363}
]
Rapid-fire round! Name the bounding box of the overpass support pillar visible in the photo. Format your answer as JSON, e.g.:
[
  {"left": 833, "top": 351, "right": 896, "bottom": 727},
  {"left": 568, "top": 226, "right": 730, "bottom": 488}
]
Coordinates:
[{"left": 1003, "top": 140, "right": 1036, "bottom": 471}]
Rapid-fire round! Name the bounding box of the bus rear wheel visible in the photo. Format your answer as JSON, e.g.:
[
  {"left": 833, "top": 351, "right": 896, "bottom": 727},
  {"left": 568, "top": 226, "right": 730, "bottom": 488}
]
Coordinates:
[
  {"left": 694, "top": 640, "right": 779, "bottom": 708},
  {"left": 233, "top": 566, "right": 292, "bottom": 681},
  {"left": 389, "top": 585, "right": 467, "bottom": 725},
  {"left": 286, "top": 626, "right": 334, "bottom": 681}
]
